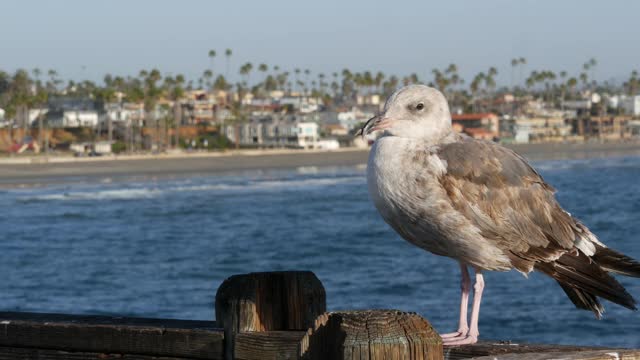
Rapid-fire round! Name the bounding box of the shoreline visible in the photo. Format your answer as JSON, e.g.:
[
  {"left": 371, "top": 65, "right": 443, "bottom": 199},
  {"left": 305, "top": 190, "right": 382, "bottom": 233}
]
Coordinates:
[{"left": 1, "top": 142, "right": 640, "bottom": 187}]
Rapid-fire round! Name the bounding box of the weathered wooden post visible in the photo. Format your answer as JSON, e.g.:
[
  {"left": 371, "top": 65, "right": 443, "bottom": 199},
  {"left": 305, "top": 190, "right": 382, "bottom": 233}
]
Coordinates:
[
  {"left": 215, "top": 271, "right": 443, "bottom": 360},
  {"left": 301, "top": 310, "right": 443, "bottom": 360},
  {"left": 215, "top": 271, "right": 326, "bottom": 360}
]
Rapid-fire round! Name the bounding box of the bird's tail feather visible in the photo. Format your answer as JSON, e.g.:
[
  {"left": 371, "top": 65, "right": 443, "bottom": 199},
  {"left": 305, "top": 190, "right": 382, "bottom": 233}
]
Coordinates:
[
  {"left": 536, "top": 252, "right": 637, "bottom": 318},
  {"left": 557, "top": 282, "right": 604, "bottom": 319},
  {"left": 592, "top": 246, "right": 640, "bottom": 278}
]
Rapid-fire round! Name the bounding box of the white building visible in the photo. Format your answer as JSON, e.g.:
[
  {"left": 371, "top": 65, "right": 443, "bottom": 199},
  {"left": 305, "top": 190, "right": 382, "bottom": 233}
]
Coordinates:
[
  {"left": 28, "top": 108, "right": 48, "bottom": 126},
  {"left": 316, "top": 138, "right": 340, "bottom": 150},
  {"left": 620, "top": 96, "right": 640, "bottom": 116},
  {"left": 104, "top": 103, "right": 144, "bottom": 125},
  {"left": 70, "top": 141, "right": 113, "bottom": 154},
  {"left": 0, "top": 108, "right": 7, "bottom": 128},
  {"left": 296, "top": 122, "right": 319, "bottom": 148},
  {"left": 49, "top": 110, "right": 99, "bottom": 128},
  {"left": 225, "top": 117, "right": 321, "bottom": 149}
]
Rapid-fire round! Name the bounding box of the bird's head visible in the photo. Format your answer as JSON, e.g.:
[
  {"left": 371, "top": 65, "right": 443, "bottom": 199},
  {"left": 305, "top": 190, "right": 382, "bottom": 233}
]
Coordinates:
[{"left": 357, "top": 85, "right": 451, "bottom": 141}]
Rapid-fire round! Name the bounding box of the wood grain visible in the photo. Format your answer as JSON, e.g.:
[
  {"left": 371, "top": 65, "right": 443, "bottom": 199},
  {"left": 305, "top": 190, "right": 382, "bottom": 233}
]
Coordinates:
[
  {"left": 444, "top": 340, "right": 639, "bottom": 360},
  {"left": 0, "top": 312, "right": 223, "bottom": 359},
  {"left": 215, "top": 271, "right": 326, "bottom": 360},
  {"left": 469, "top": 349, "right": 640, "bottom": 360},
  {"left": 235, "top": 331, "right": 307, "bottom": 360},
  {"left": 0, "top": 346, "right": 193, "bottom": 359},
  {"left": 301, "top": 310, "right": 443, "bottom": 360}
]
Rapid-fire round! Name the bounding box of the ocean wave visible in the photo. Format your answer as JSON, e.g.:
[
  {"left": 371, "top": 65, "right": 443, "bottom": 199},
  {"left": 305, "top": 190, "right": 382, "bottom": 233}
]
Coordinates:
[
  {"left": 18, "top": 174, "right": 364, "bottom": 202},
  {"left": 533, "top": 156, "right": 640, "bottom": 172},
  {"left": 22, "top": 188, "right": 162, "bottom": 202},
  {"left": 173, "top": 175, "right": 362, "bottom": 192}
]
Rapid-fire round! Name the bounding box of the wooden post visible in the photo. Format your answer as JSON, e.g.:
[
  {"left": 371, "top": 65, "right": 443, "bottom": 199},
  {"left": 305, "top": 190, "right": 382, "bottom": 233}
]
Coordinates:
[
  {"left": 301, "top": 310, "right": 443, "bottom": 360},
  {"left": 215, "top": 271, "right": 326, "bottom": 360}
]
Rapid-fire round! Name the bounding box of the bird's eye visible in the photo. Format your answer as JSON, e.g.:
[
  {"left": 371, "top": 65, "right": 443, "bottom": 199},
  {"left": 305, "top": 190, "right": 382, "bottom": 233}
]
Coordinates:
[{"left": 416, "top": 103, "right": 424, "bottom": 111}]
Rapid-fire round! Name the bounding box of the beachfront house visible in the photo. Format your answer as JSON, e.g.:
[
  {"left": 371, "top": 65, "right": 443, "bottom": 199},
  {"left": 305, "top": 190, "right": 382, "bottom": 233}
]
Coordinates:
[
  {"left": 104, "top": 102, "right": 145, "bottom": 126},
  {"left": 503, "top": 116, "right": 574, "bottom": 143},
  {"left": 182, "top": 90, "right": 219, "bottom": 124},
  {"left": 224, "top": 115, "right": 320, "bottom": 149},
  {"left": 296, "top": 122, "right": 319, "bottom": 148},
  {"left": 451, "top": 113, "right": 499, "bottom": 140},
  {"left": 48, "top": 110, "right": 99, "bottom": 128},
  {"left": 569, "top": 116, "right": 632, "bottom": 140},
  {"left": 46, "top": 97, "right": 99, "bottom": 128},
  {"left": 620, "top": 95, "right": 640, "bottom": 116}
]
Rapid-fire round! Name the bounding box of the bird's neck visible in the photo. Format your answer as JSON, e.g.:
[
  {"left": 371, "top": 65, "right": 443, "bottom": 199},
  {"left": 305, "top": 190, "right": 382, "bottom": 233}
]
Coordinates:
[{"left": 418, "top": 128, "right": 459, "bottom": 147}]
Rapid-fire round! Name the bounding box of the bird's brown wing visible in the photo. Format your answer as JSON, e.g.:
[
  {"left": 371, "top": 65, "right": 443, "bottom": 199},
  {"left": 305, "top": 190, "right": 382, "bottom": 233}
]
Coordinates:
[
  {"left": 436, "top": 138, "right": 637, "bottom": 317},
  {"left": 436, "top": 138, "right": 581, "bottom": 273}
]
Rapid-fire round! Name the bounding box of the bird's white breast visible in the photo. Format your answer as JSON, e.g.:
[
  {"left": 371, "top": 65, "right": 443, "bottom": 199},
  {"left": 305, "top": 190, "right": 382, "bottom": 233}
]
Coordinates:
[
  {"left": 366, "top": 137, "right": 448, "bottom": 250},
  {"left": 366, "top": 136, "right": 512, "bottom": 270}
]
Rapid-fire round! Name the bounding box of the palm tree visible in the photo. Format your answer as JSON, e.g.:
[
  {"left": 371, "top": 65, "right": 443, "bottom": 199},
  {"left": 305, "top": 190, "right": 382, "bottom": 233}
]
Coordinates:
[
  {"left": 579, "top": 72, "right": 588, "bottom": 89},
  {"left": 239, "top": 62, "right": 253, "bottom": 87},
  {"left": 318, "top": 73, "right": 326, "bottom": 95},
  {"left": 14, "top": 70, "right": 34, "bottom": 134},
  {"left": 559, "top": 71, "right": 568, "bottom": 108},
  {"left": 567, "top": 77, "right": 578, "bottom": 98},
  {"left": 203, "top": 69, "right": 213, "bottom": 91},
  {"left": 213, "top": 75, "right": 229, "bottom": 91},
  {"left": 470, "top": 72, "right": 485, "bottom": 111},
  {"left": 224, "top": 49, "right": 232, "bottom": 79},
  {"left": 208, "top": 50, "right": 217, "bottom": 77},
  {"left": 330, "top": 81, "right": 339, "bottom": 97},
  {"left": 432, "top": 69, "right": 449, "bottom": 93},
  {"left": 32, "top": 68, "right": 41, "bottom": 83},
  {"left": 294, "top": 68, "right": 301, "bottom": 92},
  {"left": 141, "top": 69, "right": 163, "bottom": 150},
  {"left": 304, "top": 69, "right": 311, "bottom": 94},
  {"left": 374, "top": 72, "right": 384, "bottom": 94},
  {"left": 100, "top": 74, "right": 118, "bottom": 144},
  {"left": 518, "top": 57, "right": 527, "bottom": 89},
  {"left": 164, "top": 74, "right": 185, "bottom": 148},
  {"left": 588, "top": 58, "right": 597, "bottom": 87},
  {"left": 30, "top": 69, "right": 48, "bottom": 151},
  {"left": 626, "top": 70, "right": 639, "bottom": 95},
  {"left": 510, "top": 58, "right": 518, "bottom": 90},
  {"left": 486, "top": 67, "right": 498, "bottom": 97},
  {"left": 258, "top": 63, "right": 268, "bottom": 93}
]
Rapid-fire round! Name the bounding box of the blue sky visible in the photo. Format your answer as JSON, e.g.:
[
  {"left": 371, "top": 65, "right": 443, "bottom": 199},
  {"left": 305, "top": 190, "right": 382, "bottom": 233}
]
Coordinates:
[{"left": 2, "top": 0, "right": 638, "bottom": 86}]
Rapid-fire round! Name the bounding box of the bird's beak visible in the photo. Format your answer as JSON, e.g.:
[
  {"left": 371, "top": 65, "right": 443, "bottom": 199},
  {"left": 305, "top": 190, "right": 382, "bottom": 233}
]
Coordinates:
[{"left": 356, "top": 115, "right": 394, "bottom": 139}]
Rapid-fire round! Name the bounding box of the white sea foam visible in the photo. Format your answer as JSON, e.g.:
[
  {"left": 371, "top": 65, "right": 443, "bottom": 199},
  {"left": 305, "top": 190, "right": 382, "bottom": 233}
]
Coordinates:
[
  {"left": 20, "top": 175, "right": 364, "bottom": 201},
  {"left": 173, "top": 176, "right": 361, "bottom": 192},
  {"left": 25, "top": 188, "right": 162, "bottom": 201}
]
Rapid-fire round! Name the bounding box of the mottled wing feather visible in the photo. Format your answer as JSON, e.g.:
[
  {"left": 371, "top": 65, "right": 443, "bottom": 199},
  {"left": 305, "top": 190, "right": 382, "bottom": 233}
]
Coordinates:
[{"left": 436, "top": 138, "right": 580, "bottom": 273}]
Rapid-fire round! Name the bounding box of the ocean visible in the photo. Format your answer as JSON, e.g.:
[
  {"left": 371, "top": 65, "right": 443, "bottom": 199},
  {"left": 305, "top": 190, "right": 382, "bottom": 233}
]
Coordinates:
[{"left": 2, "top": 155, "right": 640, "bottom": 347}]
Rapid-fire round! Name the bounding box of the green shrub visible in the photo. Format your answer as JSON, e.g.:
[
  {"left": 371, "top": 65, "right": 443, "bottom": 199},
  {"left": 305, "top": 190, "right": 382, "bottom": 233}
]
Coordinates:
[{"left": 111, "top": 141, "right": 127, "bottom": 153}]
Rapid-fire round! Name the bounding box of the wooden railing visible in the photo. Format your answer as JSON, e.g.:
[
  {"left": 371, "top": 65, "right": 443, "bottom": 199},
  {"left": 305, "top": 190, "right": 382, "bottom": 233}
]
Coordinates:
[{"left": 1, "top": 271, "right": 638, "bottom": 359}]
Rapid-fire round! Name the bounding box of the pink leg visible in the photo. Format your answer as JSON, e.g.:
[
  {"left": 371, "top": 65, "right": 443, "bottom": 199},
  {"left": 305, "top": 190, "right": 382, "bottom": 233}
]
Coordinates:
[
  {"left": 441, "top": 263, "right": 470, "bottom": 339},
  {"left": 443, "top": 269, "right": 484, "bottom": 346}
]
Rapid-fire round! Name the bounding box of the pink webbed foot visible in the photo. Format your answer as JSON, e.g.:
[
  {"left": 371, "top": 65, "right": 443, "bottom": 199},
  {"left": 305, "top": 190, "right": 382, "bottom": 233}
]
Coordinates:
[
  {"left": 442, "top": 333, "right": 478, "bottom": 346},
  {"left": 440, "top": 327, "right": 469, "bottom": 339}
]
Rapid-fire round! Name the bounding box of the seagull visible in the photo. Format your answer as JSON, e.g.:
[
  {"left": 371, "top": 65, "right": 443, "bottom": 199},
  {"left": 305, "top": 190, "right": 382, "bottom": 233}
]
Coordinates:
[{"left": 358, "top": 84, "right": 640, "bottom": 346}]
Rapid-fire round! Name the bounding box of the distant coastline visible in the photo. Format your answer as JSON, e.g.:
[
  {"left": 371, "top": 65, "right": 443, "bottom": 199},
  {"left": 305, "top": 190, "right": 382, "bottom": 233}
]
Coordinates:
[{"left": 1, "top": 141, "right": 640, "bottom": 187}]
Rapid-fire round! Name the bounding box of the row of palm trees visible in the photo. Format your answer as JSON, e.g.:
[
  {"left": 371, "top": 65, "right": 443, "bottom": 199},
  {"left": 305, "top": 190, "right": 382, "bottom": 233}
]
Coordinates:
[{"left": 2, "top": 54, "right": 639, "bottom": 150}]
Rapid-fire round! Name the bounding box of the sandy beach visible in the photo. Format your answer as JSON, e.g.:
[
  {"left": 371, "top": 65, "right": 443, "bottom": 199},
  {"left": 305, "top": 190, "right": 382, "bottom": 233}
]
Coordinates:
[{"left": 1, "top": 142, "right": 640, "bottom": 187}]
